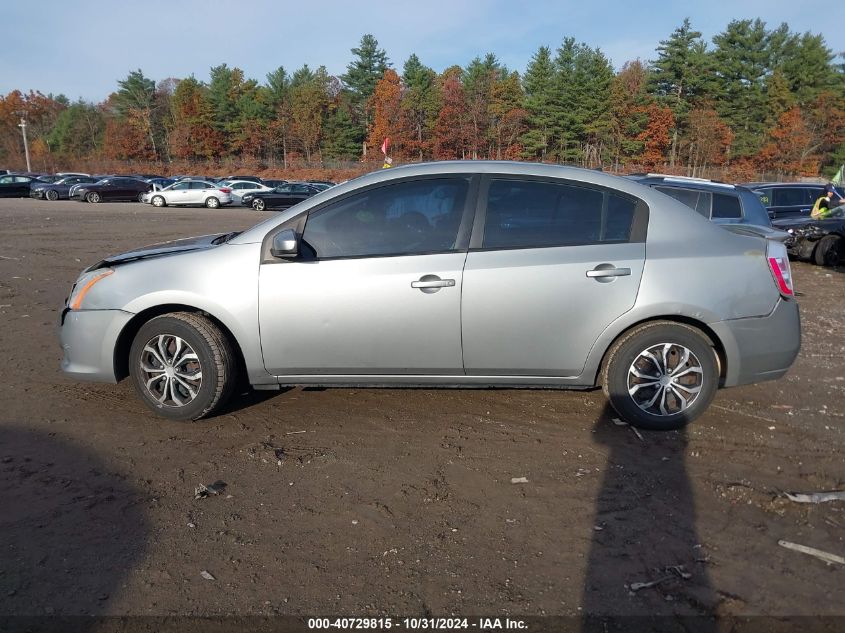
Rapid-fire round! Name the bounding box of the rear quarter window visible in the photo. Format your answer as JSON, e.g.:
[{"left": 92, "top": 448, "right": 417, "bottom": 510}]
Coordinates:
[{"left": 712, "top": 193, "right": 742, "bottom": 219}]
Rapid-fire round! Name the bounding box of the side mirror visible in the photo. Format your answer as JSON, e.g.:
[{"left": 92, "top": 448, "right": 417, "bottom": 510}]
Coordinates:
[{"left": 270, "top": 229, "right": 299, "bottom": 258}]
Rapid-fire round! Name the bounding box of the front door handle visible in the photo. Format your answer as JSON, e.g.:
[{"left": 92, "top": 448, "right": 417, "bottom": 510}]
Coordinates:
[{"left": 586, "top": 266, "right": 631, "bottom": 278}]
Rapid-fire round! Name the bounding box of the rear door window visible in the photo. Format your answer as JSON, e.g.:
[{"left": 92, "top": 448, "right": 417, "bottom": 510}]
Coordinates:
[{"left": 482, "top": 179, "right": 637, "bottom": 249}]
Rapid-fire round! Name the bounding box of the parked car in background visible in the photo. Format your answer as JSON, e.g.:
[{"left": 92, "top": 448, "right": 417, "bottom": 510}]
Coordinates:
[
  {"left": 747, "top": 182, "right": 845, "bottom": 220},
  {"left": 261, "top": 179, "right": 288, "bottom": 189},
  {"left": 146, "top": 177, "right": 177, "bottom": 191},
  {"left": 306, "top": 182, "right": 334, "bottom": 192},
  {"left": 626, "top": 174, "right": 774, "bottom": 228},
  {"left": 31, "top": 175, "right": 98, "bottom": 200},
  {"left": 219, "top": 175, "right": 263, "bottom": 184},
  {"left": 773, "top": 205, "right": 845, "bottom": 266},
  {"left": 141, "top": 180, "right": 233, "bottom": 208},
  {"left": 218, "top": 179, "right": 273, "bottom": 204},
  {"left": 59, "top": 161, "right": 800, "bottom": 430},
  {"left": 243, "top": 182, "right": 322, "bottom": 211},
  {"left": 0, "top": 174, "right": 44, "bottom": 197},
  {"left": 71, "top": 177, "right": 151, "bottom": 203},
  {"left": 56, "top": 172, "right": 91, "bottom": 178}
]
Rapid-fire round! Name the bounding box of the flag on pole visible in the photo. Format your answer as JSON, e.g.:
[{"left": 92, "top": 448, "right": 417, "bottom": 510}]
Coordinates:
[
  {"left": 381, "top": 137, "right": 390, "bottom": 156},
  {"left": 832, "top": 164, "right": 844, "bottom": 187}
]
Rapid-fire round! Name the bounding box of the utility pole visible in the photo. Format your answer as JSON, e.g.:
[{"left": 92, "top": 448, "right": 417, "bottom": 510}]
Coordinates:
[{"left": 18, "top": 117, "right": 31, "bottom": 172}]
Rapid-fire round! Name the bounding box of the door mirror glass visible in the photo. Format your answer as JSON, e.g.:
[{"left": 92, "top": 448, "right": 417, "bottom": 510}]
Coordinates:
[{"left": 271, "top": 229, "right": 299, "bottom": 258}]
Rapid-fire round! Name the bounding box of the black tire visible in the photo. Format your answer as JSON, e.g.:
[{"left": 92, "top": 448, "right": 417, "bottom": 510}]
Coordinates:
[
  {"left": 813, "top": 234, "right": 843, "bottom": 267},
  {"left": 252, "top": 198, "right": 266, "bottom": 211},
  {"left": 128, "top": 312, "right": 237, "bottom": 421},
  {"left": 205, "top": 196, "right": 220, "bottom": 209},
  {"left": 601, "top": 321, "right": 719, "bottom": 430},
  {"left": 86, "top": 191, "right": 101, "bottom": 203},
  {"left": 138, "top": 192, "right": 146, "bottom": 202},
  {"left": 45, "top": 189, "right": 59, "bottom": 201}
]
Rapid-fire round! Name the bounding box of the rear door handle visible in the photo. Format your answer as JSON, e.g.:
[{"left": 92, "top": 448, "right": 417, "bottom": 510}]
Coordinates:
[
  {"left": 412, "top": 278, "right": 455, "bottom": 288},
  {"left": 586, "top": 267, "right": 631, "bottom": 278}
]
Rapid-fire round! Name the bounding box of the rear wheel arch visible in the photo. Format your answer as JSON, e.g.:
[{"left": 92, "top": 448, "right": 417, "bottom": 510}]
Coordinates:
[
  {"left": 595, "top": 316, "right": 726, "bottom": 388},
  {"left": 113, "top": 303, "right": 247, "bottom": 385}
]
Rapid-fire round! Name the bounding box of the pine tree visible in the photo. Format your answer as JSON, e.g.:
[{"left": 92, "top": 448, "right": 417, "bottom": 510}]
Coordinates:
[
  {"left": 401, "top": 54, "right": 438, "bottom": 161},
  {"left": 341, "top": 34, "right": 389, "bottom": 156},
  {"left": 521, "top": 46, "right": 557, "bottom": 160},
  {"left": 649, "top": 19, "right": 711, "bottom": 167}
]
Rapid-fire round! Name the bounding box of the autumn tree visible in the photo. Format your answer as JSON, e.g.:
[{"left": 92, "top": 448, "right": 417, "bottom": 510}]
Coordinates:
[
  {"left": 637, "top": 104, "right": 675, "bottom": 169},
  {"left": 607, "top": 61, "right": 651, "bottom": 170},
  {"left": 113, "top": 69, "right": 160, "bottom": 159},
  {"left": 289, "top": 67, "right": 330, "bottom": 163},
  {"left": 756, "top": 107, "right": 817, "bottom": 175},
  {"left": 168, "top": 77, "right": 224, "bottom": 160},
  {"left": 433, "top": 68, "right": 468, "bottom": 160},
  {"left": 367, "top": 69, "right": 405, "bottom": 159},
  {"left": 684, "top": 106, "right": 733, "bottom": 176}
]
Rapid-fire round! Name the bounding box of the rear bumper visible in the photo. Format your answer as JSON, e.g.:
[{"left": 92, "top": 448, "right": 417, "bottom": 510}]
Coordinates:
[
  {"left": 60, "top": 309, "right": 134, "bottom": 383},
  {"left": 711, "top": 297, "right": 801, "bottom": 387}
]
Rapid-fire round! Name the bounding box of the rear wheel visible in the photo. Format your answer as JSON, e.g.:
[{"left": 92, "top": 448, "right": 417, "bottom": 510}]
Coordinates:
[
  {"left": 86, "top": 192, "right": 101, "bottom": 203},
  {"left": 205, "top": 196, "right": 220, "bottom": 209},
  {"left": 45, "top": 189, "right": 59, "bottom": 201},
  {"left": 602, "top": 322, "right": 718, "bottom": 430},
  {"left": 129, "top": 312, "right": 236, "bottom": 421},
  {"left": 138, "top": 192, "right": 147, "bottom": 202},
  {"left": 814, "top": 234, "right": 843, "bottom": 267},
  {"left": 151, "top": 195, "right": 166, "bottom": 207},
  {"left": 252, "top": 198, "right": 266, "bottom": 211}
]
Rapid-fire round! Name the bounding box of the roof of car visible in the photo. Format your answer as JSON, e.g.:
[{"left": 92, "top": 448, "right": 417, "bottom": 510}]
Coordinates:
[{"left": 626, "top": 173, "right": 739, "bottom": 192}]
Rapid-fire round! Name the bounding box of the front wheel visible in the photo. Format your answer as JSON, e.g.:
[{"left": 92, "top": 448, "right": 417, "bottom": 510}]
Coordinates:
[
  {"left": 814, "top": 234, "right": 843, "bottom": 267},
  {"left": 86, "top": 192, "right": 101, "bottom": 203},
  {"left": 602, "top": 322, "right": 718, "bottom": 430},
  {"left": 151, "top": 195, "right": 166, "bottom": 207},
  {"left": 129, "top": 312, "right": 237, "bottom": 421},
  {"left": 45, "top": 189, "right": 59, "bottom": 201},
  {"left": 205, "top": 196, "right": 220, "bottom": 209},
  {"left": 252, "top": 198, "right": 266, "bottom": 211}
]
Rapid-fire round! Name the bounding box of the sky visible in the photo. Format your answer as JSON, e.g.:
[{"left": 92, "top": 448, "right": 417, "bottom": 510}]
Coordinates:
[{"left": 1, "top": 0, "right": 843, "bottom": 102}]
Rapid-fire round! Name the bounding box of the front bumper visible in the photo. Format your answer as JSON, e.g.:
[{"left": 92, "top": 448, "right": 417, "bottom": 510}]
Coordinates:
[
  {"left": 60, "top": 309, "right": 134, "bottom": 382},
  {"left": 710, "top": 297, "right": 801, "bottom": 387},
  {"left": 30, "top": 190, "right": 45, "bottom": 199}
]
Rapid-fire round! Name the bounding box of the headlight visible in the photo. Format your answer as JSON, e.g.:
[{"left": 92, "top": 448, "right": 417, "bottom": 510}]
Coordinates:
[{"left": 68, "top": 268, "right": 114, "bottom": 310}]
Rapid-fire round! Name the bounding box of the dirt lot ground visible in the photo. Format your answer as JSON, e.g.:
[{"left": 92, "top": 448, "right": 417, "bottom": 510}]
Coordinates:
[{"left": 0, "top": 198, "right": 843, "bottom": 628}]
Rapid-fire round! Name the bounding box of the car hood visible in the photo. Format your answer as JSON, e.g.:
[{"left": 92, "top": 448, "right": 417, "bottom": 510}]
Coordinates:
[{"left": 88, "top": 233, "right": 231, "bottom": 270}]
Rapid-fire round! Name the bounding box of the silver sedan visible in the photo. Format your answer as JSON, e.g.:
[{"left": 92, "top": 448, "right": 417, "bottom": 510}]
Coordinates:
[
  {"left": 141, "top": 180, "right": 233, "bottom": 208},
  {"left": 60, "top": 161, "right": 800, "bottom": 429}
]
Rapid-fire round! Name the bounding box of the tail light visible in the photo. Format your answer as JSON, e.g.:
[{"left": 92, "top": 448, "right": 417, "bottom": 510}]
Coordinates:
[
  {"left": 766, "top": 240, "right": 794, "bottom": 297},
  {"left": 219, "top": 187, "right": 232, "bottom": 193}
]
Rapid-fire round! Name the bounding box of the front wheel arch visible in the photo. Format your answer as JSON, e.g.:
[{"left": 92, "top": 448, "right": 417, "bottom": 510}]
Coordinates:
[{"left": 113, "top": 304, "right": 247, "bottom": 386}]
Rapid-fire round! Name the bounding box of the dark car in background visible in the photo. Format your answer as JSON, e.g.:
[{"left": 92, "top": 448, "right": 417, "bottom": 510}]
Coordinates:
[
  {"left": 31, "top": 175, "right": 98, "bottom": 200},
  {"left": 261, "top": 179, "right": 288, "bottom": 189},
  {"left": 747, "top": 182, "right": 844, "bottom": 220},
  {"left": 219, "top": 175, "right": 263, "bottom": 184},
  {"left": 773, "top": 205, "right": 845, "bottom": 266},
  {"left": 626, "top": 174, "right": 774, "bottom": 227},
  {"left": 0, "top": 174, "right": 44, "bottom": 197},
  {"left": 71, "top": 177, "right": 151, "bottom": 203},
  {"left": 243, "top": 182, "right": 322, "bottom": 211}
]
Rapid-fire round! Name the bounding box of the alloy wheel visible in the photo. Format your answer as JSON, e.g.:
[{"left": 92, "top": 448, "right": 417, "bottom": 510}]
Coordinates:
[
  {"left": 138, "top": 334, "right": 202, "bottom": 408},
  {"left": 627, "top": 343, "right": 703, "bottom": 417}
]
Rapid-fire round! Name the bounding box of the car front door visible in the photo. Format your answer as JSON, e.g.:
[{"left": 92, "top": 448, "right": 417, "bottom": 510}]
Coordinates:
[
  {"left": 258, "top": 176, "right": 476, "bottom": 376},
  {"left": 461, "top": 176, "right": 647, "bottom": 377},
  {"left": 166, "top": 181, "right": 192, "bottom": 204}
]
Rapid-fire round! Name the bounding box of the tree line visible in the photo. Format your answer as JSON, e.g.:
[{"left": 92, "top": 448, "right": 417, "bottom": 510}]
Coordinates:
[{"left": 1, "top": 19, "right": 844, "bottom": 180}]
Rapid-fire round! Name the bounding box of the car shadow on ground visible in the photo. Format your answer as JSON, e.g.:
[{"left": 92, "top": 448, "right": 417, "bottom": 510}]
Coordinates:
[
  {"left": 581, "top": 405, "right": 719, "bottom": 632},
  {"left": 0, "top": 426, "right": 148, "bottom": 623}
]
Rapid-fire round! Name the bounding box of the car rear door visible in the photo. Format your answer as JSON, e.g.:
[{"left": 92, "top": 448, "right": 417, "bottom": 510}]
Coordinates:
[
  {"left": 770, "top": 187, "right": 817, "bottom": 219},
  {"left": 461, "top": 176, "right": 647, "bottom": 378},
  {"left": 258, "top": 176, "right": 477, "bottom": 376}
]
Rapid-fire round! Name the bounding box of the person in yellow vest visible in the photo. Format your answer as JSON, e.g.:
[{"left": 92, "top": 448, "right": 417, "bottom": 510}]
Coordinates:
[
  {"left": 382, "top": 156, "right": 393, "bottom": 169},
  {"left": 810, "top": 184, "right": 841, "bottom": 219}
]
